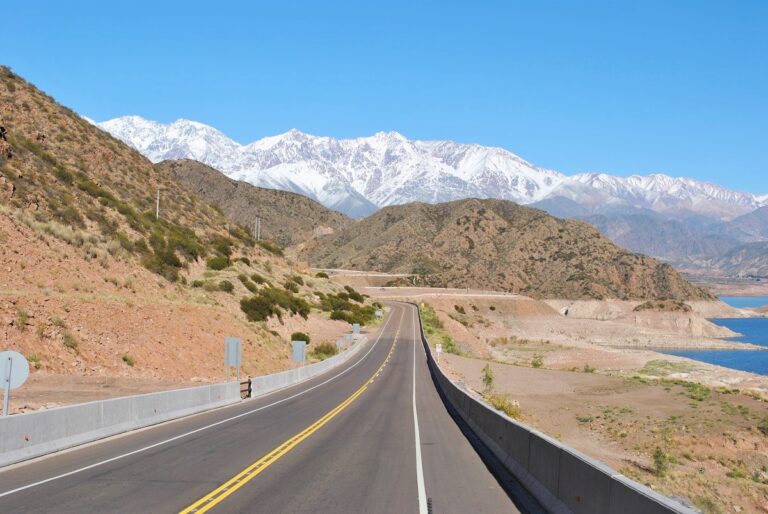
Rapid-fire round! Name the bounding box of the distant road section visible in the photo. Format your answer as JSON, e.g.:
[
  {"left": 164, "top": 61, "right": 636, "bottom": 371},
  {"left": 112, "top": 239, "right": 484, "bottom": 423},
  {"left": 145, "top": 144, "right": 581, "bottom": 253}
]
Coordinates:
[{"left": 0, "top": 304, "right": 533, "bottom": 513}]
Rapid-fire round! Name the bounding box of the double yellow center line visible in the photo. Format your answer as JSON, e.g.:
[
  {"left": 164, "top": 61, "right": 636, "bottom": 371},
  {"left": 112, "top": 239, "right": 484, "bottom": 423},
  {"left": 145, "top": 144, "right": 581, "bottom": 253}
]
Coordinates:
[{"left": 179, "top": 325, "right": 402, "bottom": 513}]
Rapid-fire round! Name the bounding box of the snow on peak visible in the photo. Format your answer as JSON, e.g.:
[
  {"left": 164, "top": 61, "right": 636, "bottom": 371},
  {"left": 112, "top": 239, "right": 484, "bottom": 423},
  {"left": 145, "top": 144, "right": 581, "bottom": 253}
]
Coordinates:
[{"left": 97, "top": 115, "right": 764, "bottom": 219}]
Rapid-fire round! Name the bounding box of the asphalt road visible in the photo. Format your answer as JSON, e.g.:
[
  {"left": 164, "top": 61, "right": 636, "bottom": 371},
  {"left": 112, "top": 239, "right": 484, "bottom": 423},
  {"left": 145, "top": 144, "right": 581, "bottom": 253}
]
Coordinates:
[{"left": 0, "top": 303, "right": 540, "bottom": 513}]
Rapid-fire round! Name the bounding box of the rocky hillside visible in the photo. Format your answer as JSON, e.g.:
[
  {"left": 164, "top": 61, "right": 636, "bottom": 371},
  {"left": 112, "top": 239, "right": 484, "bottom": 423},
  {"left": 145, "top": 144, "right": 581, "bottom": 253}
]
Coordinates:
[
  {"left": 710, "top": 242, "right": 768, "bottom": 278},
  {"left": 0, "top": 66, "right": 376, "bottom": 384},
  {"left": 156, "top": 159, "right": 351, "bottom": 247},
  {"left": 302, "top": 198, "right": 715, "bottom": 300},
  {"left": 583, "top": 213, "right": 744, "bottom": 266}
]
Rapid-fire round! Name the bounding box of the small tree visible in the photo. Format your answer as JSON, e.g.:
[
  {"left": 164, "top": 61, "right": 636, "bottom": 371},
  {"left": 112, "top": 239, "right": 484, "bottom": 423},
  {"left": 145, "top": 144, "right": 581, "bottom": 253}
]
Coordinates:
[
  {"left": 291, "top": 332, "right": 310, "bottom": 344},
  {"left": 482, "top": 363, "right": 495, "bottom": 392}
]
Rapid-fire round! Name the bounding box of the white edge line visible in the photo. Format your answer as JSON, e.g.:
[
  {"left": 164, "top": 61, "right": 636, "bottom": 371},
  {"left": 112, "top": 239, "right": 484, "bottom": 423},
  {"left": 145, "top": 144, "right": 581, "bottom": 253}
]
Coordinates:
[
  {"left": 0, "top": 308, "right": 399, "bottom": 499},
  {"left": 412, "top": 305, "right": 428, "bottom": 514}
]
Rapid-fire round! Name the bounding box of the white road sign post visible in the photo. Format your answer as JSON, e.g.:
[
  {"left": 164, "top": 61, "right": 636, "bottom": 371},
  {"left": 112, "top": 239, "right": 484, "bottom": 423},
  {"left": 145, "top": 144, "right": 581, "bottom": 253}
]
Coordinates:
[
  {"left": 435, "top": 343, "right": 442, "bottom": 364},
  {"left": 1, "top": 351, "right": 29, "bottom": 417},
  {"left": 225, "top": 337, "right": 242, "bottom": 383}
]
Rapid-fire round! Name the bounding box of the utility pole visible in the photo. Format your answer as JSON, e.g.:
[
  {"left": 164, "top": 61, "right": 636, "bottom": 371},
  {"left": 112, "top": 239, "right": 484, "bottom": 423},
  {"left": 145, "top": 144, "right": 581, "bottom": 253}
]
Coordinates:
[{"left": 155, "top": 189, "right": 160, "bottom": 220}]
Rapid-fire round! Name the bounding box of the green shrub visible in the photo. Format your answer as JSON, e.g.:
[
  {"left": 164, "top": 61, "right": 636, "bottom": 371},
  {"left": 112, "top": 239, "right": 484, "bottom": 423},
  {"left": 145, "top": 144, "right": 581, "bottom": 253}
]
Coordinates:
[
  {"left": 291, "top": 275, "right": 305, "bottom": 286},
  {"left": 238, "top": 274, "right": 259, "bottom": 293},
  {"left": 122, "top": 353, "right": 135, "bottom": 367},
  {"left": 485, "top": 393, "right": 522, "bottom": 420},
  {"left": 482, "top": 363, "right": 495, "bottom": 391},
  {"left": 315, "top": 271, "right": 329, "bottom": 279},
  {"left": 251, "top": 273, "right": 266, "bottom": 284},
  {"left": 347, "top": 289, "right": 364, "bottom": 303},
  {"left": 531, "top": 354, "right": 544, "bottom": 368},
  {"left": 682, "top": 382, "right": 711, "bottom": 402},
  {"left": 27, "top": 353, "right": 41, "bottom": 369},
  {"left": 420, "top": 304, "right": 443, "bottom": 333},
  {"left": 758, "top": 416, "right": 768, "bottom": 437},
  {"left": 257, "top": 240, "right": 284, "bottom": 256},
  {"left": 240, "top": 287, "right": 311, "bottom": 322},
  {"left": 210, "top": 236, "right": 233, "bottom": 257},
  {"left": 191, "top": 280, "right": 204, "bottom": 288},
  {"left": 238, "top": 257, "right": 251, "bottom": 266},
  {"left": 653, "top": 447, "right": 669, "bottom": 477},
  {"left": 312, "top": 342, "right": 338, "bottom": 360},
  {"left": 441, "top": 334, "right": 460, "bottom": 355},
  {"left": 16, "top": 308, "right": 29, "bottom": 331},
  {"left": 240, "top": 296, "right": 279, "bottom": 322},
  {"left": 142, "top": 254, "right": 180, "bottom": 282},
  {"left": 207, "top": 256, "right": 230, "bottom": 270},
  {"left": 63, "top": 332, "right": 78, "bottom": 351},
  {"left": 291, "top": 332, "right": 310, "bottom": 344},
  {"left": 219, "top": 280, "right": 234, "bottom": 293}
]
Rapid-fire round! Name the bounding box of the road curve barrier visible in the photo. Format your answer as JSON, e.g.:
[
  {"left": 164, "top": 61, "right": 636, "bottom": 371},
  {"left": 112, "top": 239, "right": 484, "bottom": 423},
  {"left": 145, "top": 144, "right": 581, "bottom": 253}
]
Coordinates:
[
  {"left": 0, "top": 382, "right": 240, "bottom": 468},
  {"left": 248, "top": 335, "right": 368, "bottom": 398},
  {"left": 0, "top": 333, "right": 369, "bottom": 469},
  {"left": 412, "top": 303, "right": 696, "bottom": 514}
]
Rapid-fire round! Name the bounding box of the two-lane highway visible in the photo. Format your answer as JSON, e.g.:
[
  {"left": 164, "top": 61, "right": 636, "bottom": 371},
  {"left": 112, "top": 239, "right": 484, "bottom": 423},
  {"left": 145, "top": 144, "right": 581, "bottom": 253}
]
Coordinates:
[{"left": 0, "top": 303, "right": 535, "bottom": 513}]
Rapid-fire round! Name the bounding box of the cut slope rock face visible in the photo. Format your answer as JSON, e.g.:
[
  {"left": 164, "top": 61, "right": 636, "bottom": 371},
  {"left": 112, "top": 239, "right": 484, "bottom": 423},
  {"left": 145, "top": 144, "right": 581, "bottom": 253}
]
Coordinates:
[
  {"left": 302, "top": 198, "right": 715, "bottom": 300},
  {"left": 156, "top": 159, "right": 351, "bottom": 247}
]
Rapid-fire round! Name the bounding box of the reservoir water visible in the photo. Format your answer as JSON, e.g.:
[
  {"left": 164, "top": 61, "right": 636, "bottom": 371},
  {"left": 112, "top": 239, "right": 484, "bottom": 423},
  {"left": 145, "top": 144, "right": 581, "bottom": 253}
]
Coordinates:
[{"left": 663, "top": 297, "right": 768, "bottom": 376}]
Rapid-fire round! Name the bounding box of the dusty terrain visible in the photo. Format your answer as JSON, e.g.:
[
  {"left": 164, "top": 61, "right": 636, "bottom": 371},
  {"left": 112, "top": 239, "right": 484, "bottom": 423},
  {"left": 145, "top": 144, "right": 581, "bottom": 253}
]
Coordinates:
[
  {"left": 0, "top": 67, "right": 379, "bottom": 414},
  {"left": 0, "top": 212, "right": 365, "bottom": 413},
  {"left": 406, "top": 290, "right": 768, "bottom": 513},
  {"left": 443, "top": 355, "right": 768, "bottom": 514},
  {"left": 688, "top": 276, "right": 768, "bottom": 298},
  {"left": 378, "top": 291, "right": 757, "bottom": 351}
]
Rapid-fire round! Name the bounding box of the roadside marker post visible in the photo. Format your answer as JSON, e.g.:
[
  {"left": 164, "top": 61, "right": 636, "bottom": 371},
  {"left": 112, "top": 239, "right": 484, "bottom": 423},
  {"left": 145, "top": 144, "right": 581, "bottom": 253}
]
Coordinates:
[
  {"left": 1, "top": 351, "right": 29, "bottom": 417},
  {"left": 225, "top": 337, "right": 242, "bottom": 383},
  {"left": 435, "top": 343, "right": 442, "bottom": 364},
  {"left": 291, "top": 341, "right": 306, "bottom": 365}
]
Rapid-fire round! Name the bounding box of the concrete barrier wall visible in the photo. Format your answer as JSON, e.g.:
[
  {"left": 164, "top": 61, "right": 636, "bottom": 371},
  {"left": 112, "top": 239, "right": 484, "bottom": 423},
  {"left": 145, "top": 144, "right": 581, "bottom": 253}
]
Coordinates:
[
  {"left": 250, "top": 335, "right": 368, "bottom": 398},
  {"left": 0, "top": 382, "right": 240, "bottom": 468},
  {"left": 0, "top": 332, "right": 371, "bottom": 469},
  {"left": 413, "top": 304, "right": 695, "bottom": 514}
]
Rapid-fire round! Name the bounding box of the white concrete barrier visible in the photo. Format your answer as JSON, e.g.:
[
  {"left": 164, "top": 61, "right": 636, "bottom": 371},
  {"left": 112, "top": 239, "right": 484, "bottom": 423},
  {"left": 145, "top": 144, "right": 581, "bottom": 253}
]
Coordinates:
[
  {"left": 0, "top": 331, "right": 370, "bottom": 469},
  {"left": 0, "top": 382, "right": 240, "bottom": 468},
  {"left": 249, "top": 335, "right": 368, "bottom": 398},
  {"left": 413, "top": 303, "right": 696, "bottom": 514}
]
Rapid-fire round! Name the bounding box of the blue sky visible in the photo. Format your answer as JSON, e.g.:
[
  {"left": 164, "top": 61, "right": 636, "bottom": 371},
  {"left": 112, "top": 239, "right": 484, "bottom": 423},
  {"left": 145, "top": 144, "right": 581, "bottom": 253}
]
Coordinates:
[{"left": 4, "top": 1, "right": 767, "bottom": 193}]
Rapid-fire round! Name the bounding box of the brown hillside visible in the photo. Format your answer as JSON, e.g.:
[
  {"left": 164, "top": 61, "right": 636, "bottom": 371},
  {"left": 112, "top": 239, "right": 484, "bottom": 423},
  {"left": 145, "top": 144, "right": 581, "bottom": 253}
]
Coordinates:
[
  {"left": 302, "top": 199, "right": 715, "bottom": 300},
  {"left": 0, "top": 66, "right": 377, "bottom": 393},
  {"left": 156, "top": 159, "right": 351, "bottom": 247}
]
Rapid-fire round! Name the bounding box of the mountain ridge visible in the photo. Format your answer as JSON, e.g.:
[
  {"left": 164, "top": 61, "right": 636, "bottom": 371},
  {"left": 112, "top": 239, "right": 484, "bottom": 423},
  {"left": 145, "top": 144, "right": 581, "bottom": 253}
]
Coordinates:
[
  {"left": 99, "top": 115, "right": 766, "bottom": 220},
  {"left": 300, "top": 198, "right": 714, "bottom": 300}
]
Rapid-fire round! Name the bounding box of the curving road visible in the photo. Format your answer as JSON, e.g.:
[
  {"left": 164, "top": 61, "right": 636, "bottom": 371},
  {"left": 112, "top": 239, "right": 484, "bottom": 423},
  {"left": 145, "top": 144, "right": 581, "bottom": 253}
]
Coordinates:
[{"left": 0, "top": 303, "right": 540, "bottom": 513}]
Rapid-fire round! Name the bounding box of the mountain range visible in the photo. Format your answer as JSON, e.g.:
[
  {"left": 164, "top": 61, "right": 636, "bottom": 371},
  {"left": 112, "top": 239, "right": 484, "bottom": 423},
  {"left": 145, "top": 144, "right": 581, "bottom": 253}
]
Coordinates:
[
  {"left": 98, "top": 116, "right": 768, "bottom": 278},
  {"left": 98, "top": 116, "right": 766, "bottom": 221}
]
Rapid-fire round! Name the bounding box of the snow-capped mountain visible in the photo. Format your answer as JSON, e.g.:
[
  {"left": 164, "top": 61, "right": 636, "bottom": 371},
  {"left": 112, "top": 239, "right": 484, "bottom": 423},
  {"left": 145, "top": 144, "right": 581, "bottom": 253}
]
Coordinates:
[
  {"left": 546, "top": 173, "right": 764, "bottom": 220},
  {"left": 98, "top": 116, "right": 766, "bottom": 219}
]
